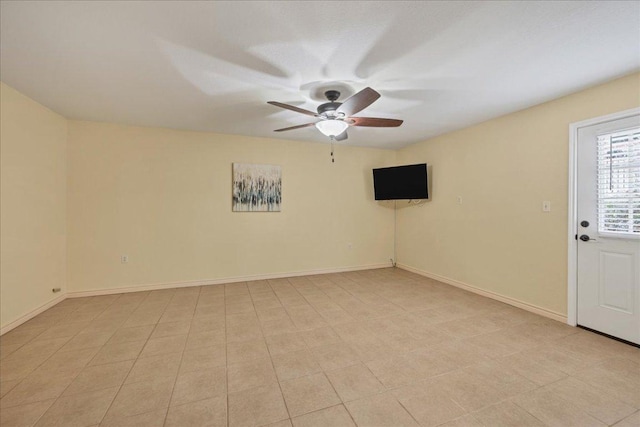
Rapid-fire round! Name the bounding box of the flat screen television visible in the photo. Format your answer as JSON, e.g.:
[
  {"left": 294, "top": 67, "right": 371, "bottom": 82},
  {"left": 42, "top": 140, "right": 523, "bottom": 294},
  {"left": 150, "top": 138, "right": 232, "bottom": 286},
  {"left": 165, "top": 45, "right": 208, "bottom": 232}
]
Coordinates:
[{"left": 373, "top": 163, "right": 428, "bottom": 200}]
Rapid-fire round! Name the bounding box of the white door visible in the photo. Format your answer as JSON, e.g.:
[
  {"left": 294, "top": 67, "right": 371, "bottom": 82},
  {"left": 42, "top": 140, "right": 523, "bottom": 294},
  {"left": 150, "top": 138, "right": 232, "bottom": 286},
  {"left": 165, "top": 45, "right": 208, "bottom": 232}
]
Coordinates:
[{"left": 576, "top": 114, "right": 640, "bottom": 345}]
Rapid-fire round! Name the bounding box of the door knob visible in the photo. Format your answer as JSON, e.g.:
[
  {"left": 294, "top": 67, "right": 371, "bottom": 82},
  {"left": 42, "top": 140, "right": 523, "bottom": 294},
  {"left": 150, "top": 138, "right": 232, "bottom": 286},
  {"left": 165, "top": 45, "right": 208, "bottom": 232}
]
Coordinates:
[
  {"left": 580, "top": 220, "right": 589, "bottom": 227},
  {"left": 579, "top": 234, "right": 596, "bottom": 242}
]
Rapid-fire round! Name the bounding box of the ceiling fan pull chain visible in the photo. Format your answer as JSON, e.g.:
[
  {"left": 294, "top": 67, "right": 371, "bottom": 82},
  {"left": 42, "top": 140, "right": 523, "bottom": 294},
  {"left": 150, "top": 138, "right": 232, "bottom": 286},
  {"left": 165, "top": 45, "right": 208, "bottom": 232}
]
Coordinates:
[{"left": 330, "top": 139, "right": 335, "bottom": 163}]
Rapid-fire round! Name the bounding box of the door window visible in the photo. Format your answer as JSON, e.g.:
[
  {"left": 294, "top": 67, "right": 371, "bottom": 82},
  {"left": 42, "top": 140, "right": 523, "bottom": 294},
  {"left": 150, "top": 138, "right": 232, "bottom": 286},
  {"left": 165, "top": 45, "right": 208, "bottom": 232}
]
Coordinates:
[{"left": 597, "top": 127, "right": 640, "bottom": 236}]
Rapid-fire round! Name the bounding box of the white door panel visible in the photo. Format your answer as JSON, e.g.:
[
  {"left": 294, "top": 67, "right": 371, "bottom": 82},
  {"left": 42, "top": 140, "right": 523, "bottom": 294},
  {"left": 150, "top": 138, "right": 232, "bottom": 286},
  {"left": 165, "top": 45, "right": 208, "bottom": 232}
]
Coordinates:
[
  {"left": 599, "top": 250, "right": 634, "bottom": 313},
  {"left": 576, "top": 115, "right": 640, "bottom": 344}
]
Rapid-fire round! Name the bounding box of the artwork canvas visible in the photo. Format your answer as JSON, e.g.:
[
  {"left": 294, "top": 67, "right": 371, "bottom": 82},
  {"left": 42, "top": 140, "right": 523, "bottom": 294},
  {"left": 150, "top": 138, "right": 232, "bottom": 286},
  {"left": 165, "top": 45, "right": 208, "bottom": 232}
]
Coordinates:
[{"left": 232, "top": 163, "right": 282, "bottom": 212}]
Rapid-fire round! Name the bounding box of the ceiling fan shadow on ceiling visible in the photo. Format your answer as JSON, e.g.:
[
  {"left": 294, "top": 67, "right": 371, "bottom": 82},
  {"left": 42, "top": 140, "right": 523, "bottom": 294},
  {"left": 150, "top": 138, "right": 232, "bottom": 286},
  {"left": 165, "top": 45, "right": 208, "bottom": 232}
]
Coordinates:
[{"left": 267, "top": 87, "right": 403, "bottom": 142}]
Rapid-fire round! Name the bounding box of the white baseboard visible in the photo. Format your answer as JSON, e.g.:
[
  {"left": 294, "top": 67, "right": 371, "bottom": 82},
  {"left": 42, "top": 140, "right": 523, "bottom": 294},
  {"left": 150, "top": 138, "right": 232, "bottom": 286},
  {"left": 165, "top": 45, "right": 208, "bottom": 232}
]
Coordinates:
[
  {"left": 0, "top": 294, "right": 67, "bottom": 335},
  {"left": 396, "top": 263, "right": 568, "bottom": 324},
  {"left": 67, "top": 263, "right": 392, "bottom": 298}
]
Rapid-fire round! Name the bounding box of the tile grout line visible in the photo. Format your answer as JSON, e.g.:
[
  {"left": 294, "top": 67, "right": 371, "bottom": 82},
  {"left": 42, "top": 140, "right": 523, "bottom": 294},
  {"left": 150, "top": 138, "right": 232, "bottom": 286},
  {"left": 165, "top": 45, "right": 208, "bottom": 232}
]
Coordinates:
[
  {"left": 509, "top": 392, "right": 565, "bottom": 427},
  {"left": 394, "top": 394, "right": 426, "bottom": 427},
  {"left": 161, "top": 286, "right": 202, "bottom": 427},
  {"left": 224, "top": 285, "right": 229, "bottom": 427}
]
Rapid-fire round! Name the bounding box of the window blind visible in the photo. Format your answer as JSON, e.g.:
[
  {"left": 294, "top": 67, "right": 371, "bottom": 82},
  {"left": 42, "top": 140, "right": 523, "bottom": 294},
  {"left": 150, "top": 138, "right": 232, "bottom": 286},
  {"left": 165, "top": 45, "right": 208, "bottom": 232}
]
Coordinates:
[{"left": 597, "top": 127, "right": 640, "bottom": 235}]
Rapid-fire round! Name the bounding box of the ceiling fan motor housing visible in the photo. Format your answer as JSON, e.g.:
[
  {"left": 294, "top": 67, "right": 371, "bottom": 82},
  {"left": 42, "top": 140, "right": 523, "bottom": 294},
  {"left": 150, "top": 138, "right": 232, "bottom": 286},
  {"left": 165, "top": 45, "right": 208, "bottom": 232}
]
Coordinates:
[
  {"left": 317, "top": 102, "right": 342, "bottom": 116},
  {"left": 317, "top": 90, "right": 343, "bottom": 117}
]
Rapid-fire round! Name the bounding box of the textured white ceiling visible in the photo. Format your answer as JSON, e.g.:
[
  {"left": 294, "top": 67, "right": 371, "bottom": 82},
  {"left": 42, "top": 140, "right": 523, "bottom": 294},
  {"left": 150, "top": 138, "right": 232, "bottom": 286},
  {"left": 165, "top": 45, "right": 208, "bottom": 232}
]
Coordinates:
[{"left": 1, "top": 1, "right": 639, "bottom": 149}]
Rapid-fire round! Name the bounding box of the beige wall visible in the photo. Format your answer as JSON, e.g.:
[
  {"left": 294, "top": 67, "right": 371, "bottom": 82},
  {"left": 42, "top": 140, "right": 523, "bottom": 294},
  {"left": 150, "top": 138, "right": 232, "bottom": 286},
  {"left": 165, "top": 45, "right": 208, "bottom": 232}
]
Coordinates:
[
  {"left": 396, "top": 72, "right": 640, "bottom": 316},
  {"left": 67, "top": 121, "right": 396, "bottom": 292},
  {"left": 1, "top": 83, "right": 68, "bottom": 329}
]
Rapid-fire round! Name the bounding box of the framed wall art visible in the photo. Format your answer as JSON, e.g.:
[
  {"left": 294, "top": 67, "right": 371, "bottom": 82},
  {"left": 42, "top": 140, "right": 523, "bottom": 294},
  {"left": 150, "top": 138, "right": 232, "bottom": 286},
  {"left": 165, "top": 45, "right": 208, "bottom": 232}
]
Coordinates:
[{"left": 232, "top": 163, "right": 281, "bottom": 212}]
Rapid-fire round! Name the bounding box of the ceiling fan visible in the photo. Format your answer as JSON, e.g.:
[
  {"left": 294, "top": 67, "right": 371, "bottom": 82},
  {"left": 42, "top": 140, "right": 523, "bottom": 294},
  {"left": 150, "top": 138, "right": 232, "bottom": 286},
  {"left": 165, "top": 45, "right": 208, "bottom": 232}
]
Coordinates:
[{"left": 268, "top": 87, "right": 403, "bottom": 141}]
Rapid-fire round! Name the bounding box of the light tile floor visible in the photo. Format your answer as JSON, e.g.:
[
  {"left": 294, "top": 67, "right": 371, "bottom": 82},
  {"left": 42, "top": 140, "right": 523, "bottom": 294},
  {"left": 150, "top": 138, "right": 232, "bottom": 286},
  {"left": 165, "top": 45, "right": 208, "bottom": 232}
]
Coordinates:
[{"left": 0, "top": 268, "right": 638, "bottom": 426}]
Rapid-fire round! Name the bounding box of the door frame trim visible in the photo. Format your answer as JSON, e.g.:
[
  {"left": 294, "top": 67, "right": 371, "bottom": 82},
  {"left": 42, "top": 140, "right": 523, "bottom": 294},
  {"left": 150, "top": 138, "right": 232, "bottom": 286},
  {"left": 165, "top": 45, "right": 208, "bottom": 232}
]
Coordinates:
[{"left": 567, "top": 107, "right": 640, "bottom": 326}]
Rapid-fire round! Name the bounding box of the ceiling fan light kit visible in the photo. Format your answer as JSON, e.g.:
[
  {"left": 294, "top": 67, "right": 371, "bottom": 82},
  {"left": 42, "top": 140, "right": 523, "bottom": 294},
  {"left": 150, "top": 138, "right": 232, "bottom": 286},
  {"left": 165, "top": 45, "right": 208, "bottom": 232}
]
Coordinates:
[{"left": 315, "top": 120, "right": 349, "bottom": 137}]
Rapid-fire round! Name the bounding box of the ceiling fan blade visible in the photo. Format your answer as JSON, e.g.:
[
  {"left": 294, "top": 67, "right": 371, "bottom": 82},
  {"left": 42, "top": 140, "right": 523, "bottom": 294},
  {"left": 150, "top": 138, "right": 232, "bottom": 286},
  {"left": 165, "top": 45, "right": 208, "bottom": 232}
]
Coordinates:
[
  {"left": 274, "top": 123, "right": 317, "bottom": 132},
  {"left": 335, "top": 130, "right": 348, "bottom": 141},
  {"left": 336, "top": 87, "right": 380, "bottom": 117},
  {"left": 268, "top": 101, "right": 318, "bottom": 117},
  {"left": 350, "top": 117, "right": 403, "bottom": 127}
]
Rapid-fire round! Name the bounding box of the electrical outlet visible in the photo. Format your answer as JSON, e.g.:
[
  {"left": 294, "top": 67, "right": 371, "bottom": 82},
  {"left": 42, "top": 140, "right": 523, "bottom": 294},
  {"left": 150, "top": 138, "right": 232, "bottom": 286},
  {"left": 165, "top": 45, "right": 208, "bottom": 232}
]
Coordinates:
[
  {"left": 542, "top": 201, "right": 551, "bottom": 212},
  {"left": 121, "top": 255, "right": 129, "bottom": 264},
  {"left": 457, "top": 196, "right": 463, "bottom": 205},
  {"left": 348, "top": 243, "right": 352, "bottom": 250}
]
